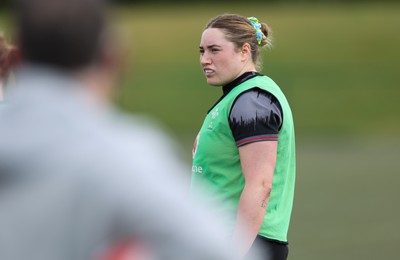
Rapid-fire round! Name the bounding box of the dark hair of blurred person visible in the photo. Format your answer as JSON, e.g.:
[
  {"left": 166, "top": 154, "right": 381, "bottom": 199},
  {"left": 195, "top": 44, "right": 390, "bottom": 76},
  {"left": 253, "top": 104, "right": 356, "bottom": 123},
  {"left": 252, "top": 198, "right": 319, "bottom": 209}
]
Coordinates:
[
  {"left": 15, "top": 0, "right": 105, "bottom": 70},
  {"left": 12, "top": 0, "right": 119, "bottom": 104}
]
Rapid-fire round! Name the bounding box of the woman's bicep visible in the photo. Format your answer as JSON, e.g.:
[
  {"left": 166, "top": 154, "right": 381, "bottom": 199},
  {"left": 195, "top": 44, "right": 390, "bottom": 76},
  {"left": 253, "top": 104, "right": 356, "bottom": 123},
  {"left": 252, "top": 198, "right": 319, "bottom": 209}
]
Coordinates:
[{"left": 238, "top": 141, "right": 277, "bottom": 185}]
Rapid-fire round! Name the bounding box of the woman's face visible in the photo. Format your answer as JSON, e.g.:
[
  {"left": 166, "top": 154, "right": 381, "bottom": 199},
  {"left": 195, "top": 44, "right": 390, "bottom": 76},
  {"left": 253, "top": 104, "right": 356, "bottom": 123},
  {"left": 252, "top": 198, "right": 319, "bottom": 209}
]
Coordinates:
[{"left": 199, "top": 28, "right": 247, "bottom": 86}]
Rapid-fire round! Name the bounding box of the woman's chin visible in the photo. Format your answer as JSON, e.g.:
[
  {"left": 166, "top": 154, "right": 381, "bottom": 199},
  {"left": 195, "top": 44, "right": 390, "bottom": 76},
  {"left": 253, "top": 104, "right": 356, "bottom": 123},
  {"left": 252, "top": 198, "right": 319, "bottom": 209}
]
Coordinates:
[{"left": 206, "top": 79, "right": 221, "bottom": 87}]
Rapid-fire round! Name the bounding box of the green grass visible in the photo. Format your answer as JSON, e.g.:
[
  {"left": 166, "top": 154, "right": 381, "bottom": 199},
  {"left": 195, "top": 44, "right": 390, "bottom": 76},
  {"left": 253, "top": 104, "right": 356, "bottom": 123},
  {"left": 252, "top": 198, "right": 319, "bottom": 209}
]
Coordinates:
[{"left": 292, "top": 137, "right": 400, "bottom": 259}]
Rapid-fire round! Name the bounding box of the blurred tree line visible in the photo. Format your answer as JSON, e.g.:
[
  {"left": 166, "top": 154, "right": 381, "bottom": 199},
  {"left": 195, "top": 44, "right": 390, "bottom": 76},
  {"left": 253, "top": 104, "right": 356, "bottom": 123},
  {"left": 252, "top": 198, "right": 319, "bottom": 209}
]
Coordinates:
[
  {"left": 114, "top": 0, "right": 400, "bottom": 3},
  {"left": 115, "top": 0, "right": 399, "bottom": 3},
  {"left": 1, "top": 0, "right": 399, "bottom": 9}
]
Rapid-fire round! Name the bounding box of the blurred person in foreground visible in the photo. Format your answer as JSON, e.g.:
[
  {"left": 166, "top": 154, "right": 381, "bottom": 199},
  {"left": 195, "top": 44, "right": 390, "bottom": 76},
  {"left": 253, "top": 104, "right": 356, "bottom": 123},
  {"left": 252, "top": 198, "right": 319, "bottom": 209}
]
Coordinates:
[
  {"left": 0, "top": 0, "right": 242, "bottom": 259},
  {"left": 191, "top": 14, "right": 296, "bottom": 259},
  {"left": 0, "top": 33, "right": 19, "bottom": 102}
]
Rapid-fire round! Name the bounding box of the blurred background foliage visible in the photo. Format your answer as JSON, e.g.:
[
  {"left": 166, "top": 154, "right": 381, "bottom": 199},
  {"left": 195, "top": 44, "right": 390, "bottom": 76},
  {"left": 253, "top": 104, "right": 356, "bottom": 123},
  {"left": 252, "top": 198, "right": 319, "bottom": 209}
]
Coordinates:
[{"left": 1, "top": 1, "right": 399, "bottom": 259}]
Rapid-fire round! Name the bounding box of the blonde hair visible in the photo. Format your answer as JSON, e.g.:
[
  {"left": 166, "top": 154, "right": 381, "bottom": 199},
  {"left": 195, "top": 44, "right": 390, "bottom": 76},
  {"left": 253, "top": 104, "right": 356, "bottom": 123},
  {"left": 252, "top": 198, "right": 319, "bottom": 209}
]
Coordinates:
[{"left": 205, "top": 14, "right": 272, "bottom": 71}]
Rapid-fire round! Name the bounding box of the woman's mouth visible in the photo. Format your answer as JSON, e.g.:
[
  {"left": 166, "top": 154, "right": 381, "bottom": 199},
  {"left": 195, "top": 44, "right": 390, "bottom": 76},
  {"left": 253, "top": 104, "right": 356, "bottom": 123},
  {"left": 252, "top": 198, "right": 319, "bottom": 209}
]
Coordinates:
[{"left": 204, "top": 68, "right": 215, "bottom": 76}]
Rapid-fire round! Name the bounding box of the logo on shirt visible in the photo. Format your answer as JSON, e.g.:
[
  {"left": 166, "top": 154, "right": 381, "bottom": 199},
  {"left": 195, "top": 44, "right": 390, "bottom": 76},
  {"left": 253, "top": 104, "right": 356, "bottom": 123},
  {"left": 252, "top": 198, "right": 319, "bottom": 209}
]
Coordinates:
[{"left": 207, "top": 107, "right": 219, "bottom": 130}]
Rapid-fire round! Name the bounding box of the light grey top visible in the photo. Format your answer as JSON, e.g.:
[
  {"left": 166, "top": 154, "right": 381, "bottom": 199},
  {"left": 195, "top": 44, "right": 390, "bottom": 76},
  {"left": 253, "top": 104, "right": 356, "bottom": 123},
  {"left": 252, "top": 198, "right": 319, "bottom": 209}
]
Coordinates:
[{"left": 0, "top": 65, "right": 242, "bottom": 260}]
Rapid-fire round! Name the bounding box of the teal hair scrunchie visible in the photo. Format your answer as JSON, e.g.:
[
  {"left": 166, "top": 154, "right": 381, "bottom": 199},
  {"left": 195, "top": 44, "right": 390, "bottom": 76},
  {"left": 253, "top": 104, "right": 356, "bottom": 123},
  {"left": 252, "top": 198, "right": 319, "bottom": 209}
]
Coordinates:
[{"left": 247, "top": 16, "right": 263, "bottom": 45}]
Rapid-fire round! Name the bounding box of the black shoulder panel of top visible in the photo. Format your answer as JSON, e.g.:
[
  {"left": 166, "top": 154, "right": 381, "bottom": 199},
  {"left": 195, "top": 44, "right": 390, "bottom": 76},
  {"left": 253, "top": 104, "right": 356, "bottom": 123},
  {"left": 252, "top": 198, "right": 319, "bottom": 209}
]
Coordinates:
[{"left": 229, "top": 87, "right": 283, "bottom": 147}]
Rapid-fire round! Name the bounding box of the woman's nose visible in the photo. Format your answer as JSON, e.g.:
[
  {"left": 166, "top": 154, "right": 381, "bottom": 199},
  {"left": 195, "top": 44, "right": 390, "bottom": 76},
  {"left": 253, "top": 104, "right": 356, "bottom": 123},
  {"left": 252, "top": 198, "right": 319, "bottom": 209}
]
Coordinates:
[{"left": 200, "top": 53, "right": 211, "bottom": 65}]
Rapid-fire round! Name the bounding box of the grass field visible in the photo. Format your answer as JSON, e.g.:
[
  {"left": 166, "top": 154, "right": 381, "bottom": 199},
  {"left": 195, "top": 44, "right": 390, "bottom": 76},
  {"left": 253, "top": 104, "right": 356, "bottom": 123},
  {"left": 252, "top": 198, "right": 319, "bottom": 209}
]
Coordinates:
[
  {"left": 1, "top": 2, "right": 400, "bottom": 259},
  {"left": 110, "top": 2, "right": 400, "bottom": 138},
  {"left": 293, "top": 137, "right": 400, "bottom": 259}
]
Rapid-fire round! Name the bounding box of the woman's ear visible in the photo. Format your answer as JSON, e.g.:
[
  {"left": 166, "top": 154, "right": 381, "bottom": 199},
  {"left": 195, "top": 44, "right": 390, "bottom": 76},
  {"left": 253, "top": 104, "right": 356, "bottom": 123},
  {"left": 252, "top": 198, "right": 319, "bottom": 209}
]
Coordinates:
[{"left": 240, "top": 43, "right": 251, "bottom": 61}]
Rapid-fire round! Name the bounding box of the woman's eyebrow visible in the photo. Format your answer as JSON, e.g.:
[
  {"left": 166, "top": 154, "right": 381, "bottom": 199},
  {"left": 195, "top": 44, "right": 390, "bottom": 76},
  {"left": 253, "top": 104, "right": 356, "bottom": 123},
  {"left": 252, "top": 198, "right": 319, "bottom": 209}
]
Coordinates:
[{"left": 199, "top": 44, "right": 221, "bottom": 49}]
